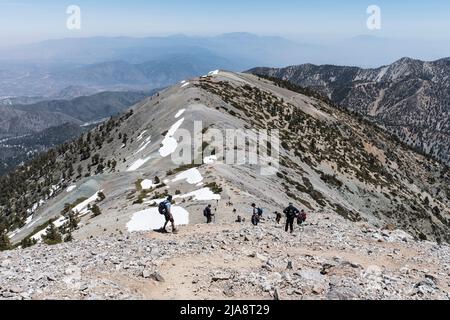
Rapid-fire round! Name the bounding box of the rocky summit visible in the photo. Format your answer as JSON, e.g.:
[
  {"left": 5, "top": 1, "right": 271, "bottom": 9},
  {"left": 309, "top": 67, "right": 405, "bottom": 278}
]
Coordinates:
[{"left": 1, "top": 212, "right": 449, "bottom": 300}]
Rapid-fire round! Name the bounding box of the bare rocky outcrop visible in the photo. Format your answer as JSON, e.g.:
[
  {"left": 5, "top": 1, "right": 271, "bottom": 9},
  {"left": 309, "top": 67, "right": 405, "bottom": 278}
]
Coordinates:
[{"left": 1, "top": 212, "right": 449, "bottom": 300}]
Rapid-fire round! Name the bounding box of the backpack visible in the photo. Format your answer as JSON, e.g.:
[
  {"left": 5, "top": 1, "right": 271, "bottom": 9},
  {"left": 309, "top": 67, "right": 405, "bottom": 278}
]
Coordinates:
[
  {"left": 257, "top": 208, "right": 263, "bottom": 216},
  {"left": 301, "top": 212, "right": 307, "bottom": 221},
  {"left": 158, "top": 201, "right": 168, "bottom": 215},
  {"left": 286, "top": 207, "right": 297, "bottom": 218},
  {"left": 203, "top": 208, "right": 209, "bottom": 217}
]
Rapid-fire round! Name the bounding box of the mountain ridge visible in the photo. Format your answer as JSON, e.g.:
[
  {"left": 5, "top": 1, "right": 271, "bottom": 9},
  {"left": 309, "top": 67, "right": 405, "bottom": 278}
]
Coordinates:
[
  {"left": 0, "top": 70, "right": 448, "bottom": 251},
  {"left": 247, "top": 57, "right": 450, "bottom": 165}
]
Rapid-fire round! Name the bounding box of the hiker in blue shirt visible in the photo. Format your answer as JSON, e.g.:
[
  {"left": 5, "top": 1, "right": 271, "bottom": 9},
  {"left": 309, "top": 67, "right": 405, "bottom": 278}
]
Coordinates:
[
  {"left": 251, "top": 203, "right": 263, "bottom": 226},
  {"left": 158, "top": 195, "right": 178, "bottom": 234}
]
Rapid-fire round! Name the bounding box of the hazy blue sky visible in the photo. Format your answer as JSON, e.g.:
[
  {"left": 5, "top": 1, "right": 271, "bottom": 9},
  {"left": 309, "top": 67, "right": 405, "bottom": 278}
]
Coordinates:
[{"left": 1, "top": 0, "right": 450, "bottom": 45}]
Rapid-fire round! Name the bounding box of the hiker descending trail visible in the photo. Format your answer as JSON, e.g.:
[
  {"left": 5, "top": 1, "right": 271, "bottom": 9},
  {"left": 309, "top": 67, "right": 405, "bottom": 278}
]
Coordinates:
[
  {"left": 203, "top": 204, "right": 214, "bottom": 224},
  {"left": 251, "top": 203, "right": 263, "bottom": 226},
  {"left": 283, "top": 203, "right": 300, "bottom": 233},
  {"left": 158, "top": 195, "right": 178, "bottom": 234},
  {"left": 274, "top": 211, "right": 282, "bottom": 224},
  {"left": 297, "top": 209, "right": 307, "bottom": 225}
]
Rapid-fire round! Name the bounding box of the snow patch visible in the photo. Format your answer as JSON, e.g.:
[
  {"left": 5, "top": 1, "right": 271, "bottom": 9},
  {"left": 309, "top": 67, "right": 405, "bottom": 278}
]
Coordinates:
[
  {"left": 159, "top": 118, "right": 184, "bottom": 157},
  {"left": 49, "top": 184, "right": 60, "bottom": 197},
  {"left": 203, "top": 155, "right": 217, "bottom": 164},
  {"left": 137, "top": 130, "right": 148, "bottom": 142},
  {"left": 72, "top": 191, "right": 103, "bottom": 215},
  {"left": 181, "top": 82, "right": 190, "bottom": 88},
  {"left": 175, "top": 109, "right": 186, "bottom": 118},
  {"left": 135, "top": 136, "right": 152, "bottom": 154},
  {"left": 141, "top": 179, "right": 157, "bottom": 190},
  {"left": 127, "top": 157, "right": 152, "bottom": 172},
  {"left": 208, "top": 70, "right": 220, "bottom": 76},
  {"left": 172, "top": 168, "right": 203, "bottom": 185},
  {"left": 179, "top": 188, "right": 221, "bottom": 201},
  {"left": 31, "top": 216, "right": 67, "bottom": 242},
  {"left": 144, "top": 187, "right": 220, "bottom": 205},
  {"left": 66, "top": 185, "right": 77, "bottom": 193},
  {"left": 126, "top": 206, "right": 189, "bottom": 232}
]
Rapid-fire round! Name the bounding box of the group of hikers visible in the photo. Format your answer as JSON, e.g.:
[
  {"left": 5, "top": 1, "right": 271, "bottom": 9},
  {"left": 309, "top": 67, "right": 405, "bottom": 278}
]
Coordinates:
[
  {"left": 250, "top": 202, "right": 307, "bottom": 233},
  {"left": 156, "top": 194, "right": 306, "bottom": 234}
]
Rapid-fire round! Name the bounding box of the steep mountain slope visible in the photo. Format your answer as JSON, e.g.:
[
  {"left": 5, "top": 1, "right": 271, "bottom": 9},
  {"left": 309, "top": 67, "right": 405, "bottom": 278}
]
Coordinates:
[
  {"left": 1, "top": 213, "right": 449, "bottom": 300},
  {"left": 248, "top": 57, "right": 450, "bottom": 165},
  {"left": 1, "top": 71, "right": 449, "bottom": 252},
  {"left": 0, "top": 91, "right": 154, "bottom": 176},
  {"left": 0, "top": 105, "right": 81, "bottom": 137},
  {"left": 14, "top": 91, "right": 152, "bottom": 124},
  {"left": 0, "top": 91, "right": 151, "bottom": 138},
  {"left": 0, "top": 123, "right": 90, "bottom": 177}
]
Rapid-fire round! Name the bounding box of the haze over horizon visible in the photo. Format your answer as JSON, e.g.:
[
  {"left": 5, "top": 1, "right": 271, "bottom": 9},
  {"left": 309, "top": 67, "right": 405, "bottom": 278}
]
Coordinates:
[{"left": 2, "top": 0, "right": 450, "bottom": 44}]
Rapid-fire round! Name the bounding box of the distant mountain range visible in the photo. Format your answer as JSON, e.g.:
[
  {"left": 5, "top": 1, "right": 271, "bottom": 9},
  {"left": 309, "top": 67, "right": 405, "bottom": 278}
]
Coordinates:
[
  {"left": 0, "top": 90, "right": 155, "bottom": 175},
  {"left": 0, "top": 53, "right": 237, "bottom": 98},
  {"left": 248, "top": 57, "right": 450, "bottom": 165},
  {"left": 2, "top": 33, "right": 450, "bottom": 98},
  {"left": 0, "top": 91, "right": 151, "bottom": 137}
]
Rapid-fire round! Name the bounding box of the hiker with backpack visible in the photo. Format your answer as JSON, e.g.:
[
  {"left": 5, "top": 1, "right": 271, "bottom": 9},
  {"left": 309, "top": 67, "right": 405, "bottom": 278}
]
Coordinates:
[
  {"left": 203, "top": 204, "right": 213, "bottom": 224},
  {"left": 158, "top": 195, "right": 178, "bottom": 234},
  {"left": 297, "top": 209, "right": 307, "bottom": 225},
  {"left": 283, "top": 202, "right": 300, "bottom": 233},
  {"left": 251, "top": 203, "right": 263, "bottom": 226},
  {"left": 274, "top": 211, "right": 282, "bottom": 224}
]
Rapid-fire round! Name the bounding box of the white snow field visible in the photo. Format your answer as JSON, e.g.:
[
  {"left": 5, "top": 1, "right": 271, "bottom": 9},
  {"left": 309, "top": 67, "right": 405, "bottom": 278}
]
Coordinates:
[
  {"left": 126, "top": 206, "right": 190, "bottom": 232},
  {"left": 141, "top": 179, "right": 157, "bottom": 190},
  {"left": 159, "top": 117, "right": 184, "bottom": 157},
  {"left": 127, "top": 157, "right": 152, "bottom": 172},
  {"left": 172, "top": 168, "right": 203, "bottom": 185},
  {"left": 178, "top": 188, "right": 221, "bottom": 201}
]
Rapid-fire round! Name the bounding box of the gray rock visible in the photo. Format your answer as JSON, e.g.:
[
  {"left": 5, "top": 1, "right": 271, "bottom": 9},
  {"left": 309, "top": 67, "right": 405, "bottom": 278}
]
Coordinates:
[
  {"left": 150, "top": 272, "right": 165, "bottom": 282},
  {"left": 212, "top": 272, "right": 231, "bottom": 281},
  {"left": 274, "top": 288, "right": 281, "bottom": 300},
  {"left": 142, "top": 269, "right": 151, "bottom": 279}
]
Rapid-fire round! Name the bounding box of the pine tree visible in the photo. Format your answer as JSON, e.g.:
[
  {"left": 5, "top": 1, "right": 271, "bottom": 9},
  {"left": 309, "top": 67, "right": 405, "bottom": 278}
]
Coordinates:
[
  {"left": 111, "top": 159, "right": 117, "bottom": 171},
  {"left": 91, "top": 204, "right": 102, "bottom": 217},
  {"left": 77, "top": 165, "right": 83, "bottom": 177},
  {"left": 42, "top": 223, "right": 62, "bottom": 245},
  {"left": 64, "top": 232, "right": 73, "bottom": 242},
  {"left": 20, "top": 237, "right": 37, "bottom": 249},
  {"left": 97, "top": 191, "right": 106, "bottom": 202},
  {"left": 0, "top": 230, "right": 11, "bottom": 251},
  {"left": 68, "top": 212, "right": 79, "bottom": 231}
]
